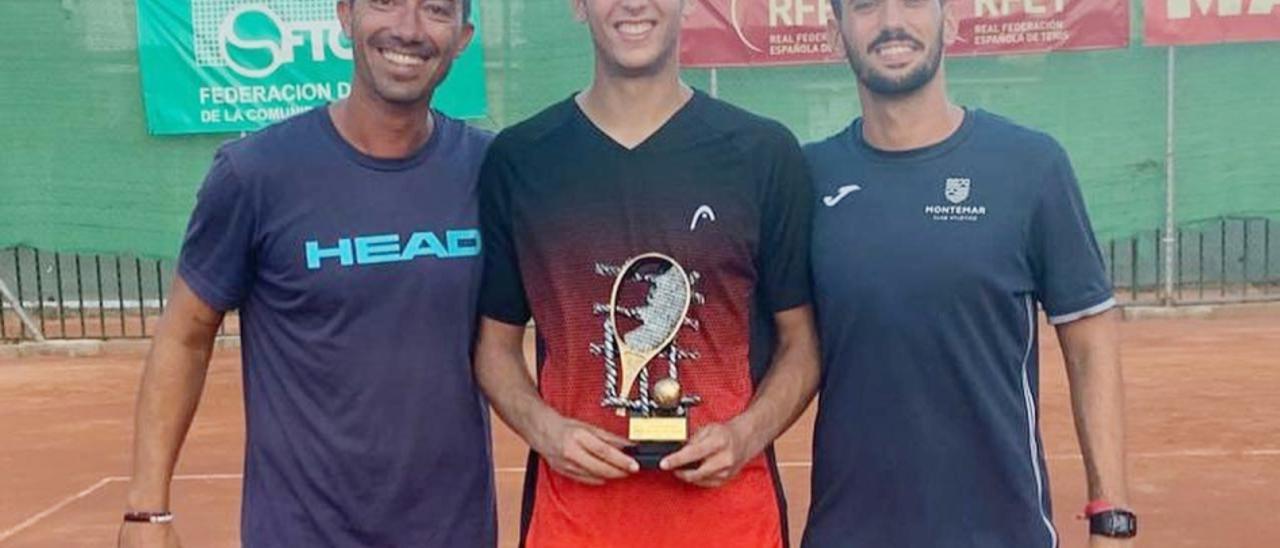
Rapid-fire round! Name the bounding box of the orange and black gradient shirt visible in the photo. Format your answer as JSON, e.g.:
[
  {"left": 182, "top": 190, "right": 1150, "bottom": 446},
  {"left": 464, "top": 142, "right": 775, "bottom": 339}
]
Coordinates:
[{"left": 478, "top": 90, "right": 813, "bottom": 548}]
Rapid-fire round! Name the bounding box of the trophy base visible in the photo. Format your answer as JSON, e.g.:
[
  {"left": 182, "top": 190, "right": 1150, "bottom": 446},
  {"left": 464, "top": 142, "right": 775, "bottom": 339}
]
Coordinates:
[{"left": 626, "top": 442, "right": 683, "bottom": 470}]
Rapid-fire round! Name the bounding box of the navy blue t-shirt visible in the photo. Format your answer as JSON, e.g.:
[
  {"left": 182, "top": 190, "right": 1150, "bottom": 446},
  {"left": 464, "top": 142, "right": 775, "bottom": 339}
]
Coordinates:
[
  {"left": 803, "top": 110, "right": 1113, "bottom": 548},
  {"left": 178, "top": 107, "right": 496, "bottom": 547}
]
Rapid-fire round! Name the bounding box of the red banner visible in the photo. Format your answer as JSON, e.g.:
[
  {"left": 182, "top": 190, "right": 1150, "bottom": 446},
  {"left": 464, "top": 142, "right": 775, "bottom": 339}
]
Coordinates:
[
  {"left": 1145, "top": 0, "right": 1280, "bottom": 45},
  {"left": 680, "top": 0, "right": 1130, "bottom": 67}
]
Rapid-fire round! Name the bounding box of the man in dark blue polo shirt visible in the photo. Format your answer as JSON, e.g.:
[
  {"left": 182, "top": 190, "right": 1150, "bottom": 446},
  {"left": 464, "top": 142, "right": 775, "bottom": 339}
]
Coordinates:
[
  {"left": 121, "top": 1, "right": 495, "bottom": 546},
  {"left": 803, "top": 0, "right": 1136, "bottom": 546}
]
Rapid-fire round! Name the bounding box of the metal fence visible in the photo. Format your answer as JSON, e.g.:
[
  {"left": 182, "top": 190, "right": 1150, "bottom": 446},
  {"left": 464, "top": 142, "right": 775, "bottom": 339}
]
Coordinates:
[
  {"left": 1104, "top": 216, "right": 1279, "bottom": 305},
  {"left": 2, "top": 216, "right": 1278, "bottom": 342},
  {"left": 0, "top": 248, "right": 238, "bottom": 343}
]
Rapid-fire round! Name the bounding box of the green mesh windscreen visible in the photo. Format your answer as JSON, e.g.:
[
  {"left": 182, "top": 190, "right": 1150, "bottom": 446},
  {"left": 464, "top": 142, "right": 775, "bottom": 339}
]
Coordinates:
[{"left": 1, "top": 1, "right": 1277, "bottom": 258}]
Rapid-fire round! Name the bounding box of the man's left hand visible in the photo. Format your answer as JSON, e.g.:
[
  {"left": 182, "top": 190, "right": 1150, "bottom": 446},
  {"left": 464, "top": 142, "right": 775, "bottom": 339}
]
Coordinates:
[{"left": 659, "top": 420, "right": 757, "bottom": 488}]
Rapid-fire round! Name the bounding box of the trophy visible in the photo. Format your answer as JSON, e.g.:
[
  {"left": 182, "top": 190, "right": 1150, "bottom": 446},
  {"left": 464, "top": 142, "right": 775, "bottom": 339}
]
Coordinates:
[{"left": 593, "top": 252, "right": 701, "bottom": 470}]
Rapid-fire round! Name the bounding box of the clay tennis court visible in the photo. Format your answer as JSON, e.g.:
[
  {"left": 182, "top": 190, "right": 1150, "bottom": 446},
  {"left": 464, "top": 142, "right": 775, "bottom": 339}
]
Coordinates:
[{"left": 2, "top": 311, "right": 1278, "bottom": 547}]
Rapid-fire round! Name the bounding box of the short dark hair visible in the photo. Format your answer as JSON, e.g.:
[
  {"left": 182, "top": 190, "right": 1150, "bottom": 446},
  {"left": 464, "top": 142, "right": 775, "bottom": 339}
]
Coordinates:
[
  {"left": 348, "top": 0, "right": 473, "bottom": 22},
  {"left": 831, "top": 0, "right": 944, "bottom": 18}
]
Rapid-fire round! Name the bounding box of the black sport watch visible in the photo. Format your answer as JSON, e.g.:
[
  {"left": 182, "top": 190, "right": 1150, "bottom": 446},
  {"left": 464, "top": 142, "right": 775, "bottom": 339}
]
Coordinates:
[{"left": 1089, "top": 508, "right": 1138, "bottom": 538}]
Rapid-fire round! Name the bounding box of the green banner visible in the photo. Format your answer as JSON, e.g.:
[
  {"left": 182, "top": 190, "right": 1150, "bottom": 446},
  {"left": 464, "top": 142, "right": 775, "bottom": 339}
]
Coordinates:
[{"left": 136, "top": 0, "right": 487, "bottom": 135}]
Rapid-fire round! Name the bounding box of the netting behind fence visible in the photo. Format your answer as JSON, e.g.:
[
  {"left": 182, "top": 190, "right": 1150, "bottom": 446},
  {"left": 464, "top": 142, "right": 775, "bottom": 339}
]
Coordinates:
[{"left": 1, "top": 1, "right": 1277, "bottom": 261}]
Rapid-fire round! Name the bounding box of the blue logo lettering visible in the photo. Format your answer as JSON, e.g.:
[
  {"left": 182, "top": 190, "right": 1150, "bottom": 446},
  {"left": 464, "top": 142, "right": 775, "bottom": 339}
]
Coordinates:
[
  {"left": 305, "top": 228, "right": 481, "bottom": 270},
  {"left": 355, "top": 234, "right": 402, "bottom": 265},
  {"left": 401, "top": 231, "right": 448, "bottom": 260},
  {"left": 305, "top": 239, "right": 354, "bottom": 269},
  {"left": 447, "top": 229, "right": 481, "bottom": 258}
]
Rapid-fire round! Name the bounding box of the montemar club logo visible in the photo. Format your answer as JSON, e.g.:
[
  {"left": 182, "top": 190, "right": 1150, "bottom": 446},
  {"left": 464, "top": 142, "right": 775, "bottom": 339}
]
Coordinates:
[
  {"left": 945, "top": 178, "right": 970, "bottom": 203},
  {"left": 925, "top": 178, "right": 987, "bottom": 222}
]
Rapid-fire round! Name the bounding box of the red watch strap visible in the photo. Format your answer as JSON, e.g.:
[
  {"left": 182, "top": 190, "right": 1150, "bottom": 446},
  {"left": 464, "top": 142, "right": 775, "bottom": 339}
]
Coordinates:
[{"left": 1084, "top": 500, "right": 1115, "bottom": 517}]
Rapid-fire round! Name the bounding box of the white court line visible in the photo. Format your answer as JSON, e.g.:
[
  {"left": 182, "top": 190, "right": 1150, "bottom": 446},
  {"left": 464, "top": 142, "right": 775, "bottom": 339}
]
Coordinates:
[
  {"left": 6, "top": 449, "right": 1278, "bottom": 542},
  {"left": 0, "top": 474, "right": 244, "bottom": 543},
  {"left": 1048, "top": 448, "right": 1280, "bottom": 461},
  {"left": 0, "top": 477, "right": 116, "bottom": 542}
]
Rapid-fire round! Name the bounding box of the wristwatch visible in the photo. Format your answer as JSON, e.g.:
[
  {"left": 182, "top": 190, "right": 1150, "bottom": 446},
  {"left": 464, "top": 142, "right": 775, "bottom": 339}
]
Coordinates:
[
  {"left": 1084, "top": 501, "right": 1137, "bottom": 539},
  {"left": 123, "top": 511, "right": 174, "bottom": 524}
]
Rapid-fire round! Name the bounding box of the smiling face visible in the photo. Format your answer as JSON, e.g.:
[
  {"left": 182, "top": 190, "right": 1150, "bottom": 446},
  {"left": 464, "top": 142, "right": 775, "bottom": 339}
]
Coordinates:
[
  {"left": 573, "top": 0, "right": 687, "bottom": 78},
  {"left": 338, "top": 0, "right": 474, "bottom": 106},
  {"left": 831, "top": 0, "right": 950, "bottom": 97}
]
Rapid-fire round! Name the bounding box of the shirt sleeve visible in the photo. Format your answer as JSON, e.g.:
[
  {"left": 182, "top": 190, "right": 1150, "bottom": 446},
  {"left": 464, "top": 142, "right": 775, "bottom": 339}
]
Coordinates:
[
  {"left": 176, "top": 148, "right": 257, "bottom": 312},
  {"left": 1030, "top": 143, "right": 1115, "bottom": 324},
  {"left": 757, "top": 126, "right": 815, "bottom": 313},
  {"left": 477, "top": 142, "right": 532, "bottom": 326}
]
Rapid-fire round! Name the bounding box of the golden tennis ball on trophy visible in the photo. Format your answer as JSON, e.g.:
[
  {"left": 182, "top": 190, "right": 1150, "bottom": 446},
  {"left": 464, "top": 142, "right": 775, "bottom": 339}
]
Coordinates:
[{"left": 652, "top": 378, "right": 683, "bottom": 410}]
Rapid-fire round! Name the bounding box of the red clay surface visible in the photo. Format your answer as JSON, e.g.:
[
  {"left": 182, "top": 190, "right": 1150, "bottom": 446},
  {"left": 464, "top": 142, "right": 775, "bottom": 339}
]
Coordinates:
[{"left": 1, "top": 316, "right": 1278, "bottom": 547}]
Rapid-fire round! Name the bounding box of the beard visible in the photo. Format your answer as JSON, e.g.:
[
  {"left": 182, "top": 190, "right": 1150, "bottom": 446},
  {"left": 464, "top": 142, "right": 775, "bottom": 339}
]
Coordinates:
[{"left": 844, "top": 26, "right": 944, "bottom": 97}]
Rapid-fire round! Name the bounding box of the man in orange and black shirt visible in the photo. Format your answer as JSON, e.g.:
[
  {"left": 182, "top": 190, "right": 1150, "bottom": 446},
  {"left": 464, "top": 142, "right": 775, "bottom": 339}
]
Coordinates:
[{"left": 472, "top": 1, "right": 821, "bottom": 546}]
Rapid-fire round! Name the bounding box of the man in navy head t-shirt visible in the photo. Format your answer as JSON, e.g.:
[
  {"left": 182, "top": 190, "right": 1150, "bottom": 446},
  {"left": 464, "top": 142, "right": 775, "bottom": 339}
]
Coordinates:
[
  {"left": 121, "top": 1, "right": 495, "bottom": 547},
  {"left": 803, "top": 0, "right": 1137, "bottom": 547}
]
